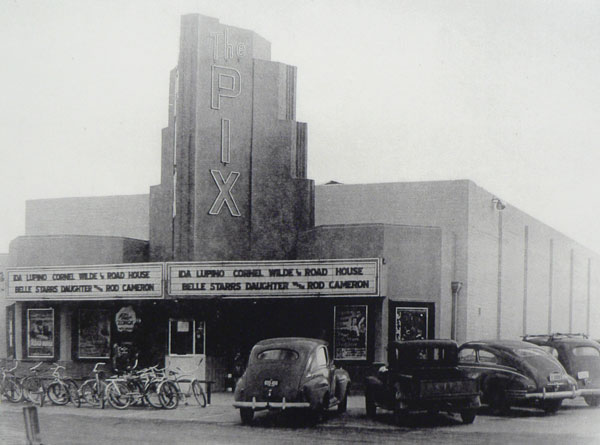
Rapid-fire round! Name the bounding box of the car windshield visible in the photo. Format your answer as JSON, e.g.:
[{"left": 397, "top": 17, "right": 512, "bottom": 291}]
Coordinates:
[
  {"left": 256, "top": 349, "right": 299, "bottom": 361},
  {"left": 397, "top": 346, "right": 456, "bottom": 365}
]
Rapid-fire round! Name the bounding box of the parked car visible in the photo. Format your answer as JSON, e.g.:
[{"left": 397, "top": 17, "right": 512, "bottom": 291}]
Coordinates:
[
  {"left": 233, "top": 337, "right": 351, "bottom": 424},
  {"left": 523, "top": 333, "right": 600, "bottom": 407},
  {"left": 365, "top": 340, "right": 481, "bottom": 424},
  {"left": 458, "top": 340, "right": 578, "bottom": 414}
]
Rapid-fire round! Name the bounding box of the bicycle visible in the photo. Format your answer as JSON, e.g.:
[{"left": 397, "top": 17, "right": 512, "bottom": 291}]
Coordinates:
[
  {"left": 0, "top": 362, "right": 23, "bottom": 403},
  {"left": 157, "top": 362, "right": 207, "bottom": 410},
  {"left": 105, "top": 362, "right": 163, "bottom": 410},
  {"left": 21, "top": 362, "right": 47, "bottom": 406},
  {"left": 79, "top": 362, "right": 107, "bottom": 408},
  {"left": 45, "top": 364, "right": 80, "bottom": 407}
]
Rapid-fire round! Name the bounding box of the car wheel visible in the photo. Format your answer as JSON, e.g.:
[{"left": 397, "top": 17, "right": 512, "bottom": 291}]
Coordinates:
[
  {"left": 393, "top": 405, "right": 408, "bottom": 425},
  {"left": 460, "top": 409, "right": 477, "bottom": 424},
  {"left": 365, "top": 389, "right": 376, "bottom": 418},
  {"left": 542, "top": 399, "right": 562, "bottom": 414},
  {"left": 337, "top": 389, "right": 348, "bottom": 414},
  {"left": 584, "top": 396, "right": 600, "bottom": 407},
  {"left": 240, "top": 408, "right": 254, "bottom": 425},
  {"left": 489, "top": 388, "right": 511, "bottom": 415}
]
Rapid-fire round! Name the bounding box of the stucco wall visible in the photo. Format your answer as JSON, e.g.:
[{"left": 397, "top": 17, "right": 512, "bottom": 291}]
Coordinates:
[
  {"left": 315, "top": 181, "right": 468, "bottom": 340},
  {"left": 466, "top": 181, "right": 600, "bottom": 340},
  {"left": 25, "top": 195, "right": 149, "bottom": 241},
  {"left": 8, "top": 235, "right": 149, "bottom": 267}
]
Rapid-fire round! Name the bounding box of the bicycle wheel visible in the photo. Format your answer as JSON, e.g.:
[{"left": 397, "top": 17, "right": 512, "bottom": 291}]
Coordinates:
[
  {"left": 158, "top": 381, "right": 179, "bottom": 409},
  {"left": 144, "top": 380, "right": 163, "bottom": 409},
  {"left": 65, "top": 379, "right": 81, "bottom": 408},
  {"left": 106, "top": 381, "right": 131, "bottom": 410},
  {"left": 3, "top": 378, "right": 23, "bottom": 403},
  {"left": 47, "top": 381, "right": 70, "bottom": 405},
  {"left": 80, "top": 380, "right": 106, "bottom": 408},
  {"left": 191, "top": 380, "right": 207, "bottom": 407},
  {"left": 126, "top": 379, "right": 146, "bottom": 407},
  {"left": 22, "top": 376, "right": 45, "bottom": 406}
]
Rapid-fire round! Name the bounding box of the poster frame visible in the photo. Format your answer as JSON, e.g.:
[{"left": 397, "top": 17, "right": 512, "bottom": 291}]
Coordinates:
[
  {"left": 27, "top": 308, "right": 55, "bottom": 359},
  {"left": 333, "top": 304, "right": 368, "bottom": 361},
  {"left": 78, "top": 309, "right": 111, "bottom": 359}
]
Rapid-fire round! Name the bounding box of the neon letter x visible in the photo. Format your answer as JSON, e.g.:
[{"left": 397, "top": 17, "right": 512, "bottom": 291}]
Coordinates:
[{"left": 208, "top": 169, "right": 241, "bottom": 217}]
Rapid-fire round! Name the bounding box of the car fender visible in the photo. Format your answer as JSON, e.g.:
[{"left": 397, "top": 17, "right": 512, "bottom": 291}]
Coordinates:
[{"left": 303, "top": 376, "right": 329, "bottom": 408}]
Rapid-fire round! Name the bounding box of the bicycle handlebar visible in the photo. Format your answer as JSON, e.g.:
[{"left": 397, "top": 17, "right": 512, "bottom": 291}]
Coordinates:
[
  {"left": 92, "top": 362, "right": 106, "bottom": 373},
  {"left": 8, "top": 363, "right": 18, "bottom": 373},
  {"left": 30, "top": 362, "right": 43, "bottom": 371}
]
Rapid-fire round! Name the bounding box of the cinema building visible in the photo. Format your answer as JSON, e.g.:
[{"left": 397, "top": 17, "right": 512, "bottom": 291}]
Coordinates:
[{"left": 2, "top": 15, "right": 599, "bottom": 388}]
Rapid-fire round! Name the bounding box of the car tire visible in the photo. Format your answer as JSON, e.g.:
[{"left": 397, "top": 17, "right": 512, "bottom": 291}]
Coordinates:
[
  {"left": 460, "top": 409, "right": 477, "bottom": 424},
  {"left": 584, "top": 396, "right": 600, "bottom": 407},
  {"left": 337, "top": 389, "right": 348, "bottom": 414},
  {"left": 489, "top": 388, "right": 510, "bottom": 415},
  {"left": 240, "top": 408, "right": 254, "bottom": 425},
  {"left": 393, "top": 405, "right": 408, "bottom": 425},
  {"left": 365, "top": 389, "right": 376, "bottom": 418},
  {"left": 542, "top": 399, "right": 562, "bottom": 414}
]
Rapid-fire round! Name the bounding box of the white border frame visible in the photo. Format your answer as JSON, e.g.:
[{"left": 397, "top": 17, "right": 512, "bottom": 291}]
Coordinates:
[
  {"left": 27, "top": 308, "right": 55, "bottom": 359},
  {"left": 333, "top": 304, "right": 368, "bottom": 361}
]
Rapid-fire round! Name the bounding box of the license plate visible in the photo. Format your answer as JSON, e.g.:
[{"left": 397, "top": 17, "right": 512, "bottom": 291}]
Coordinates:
[
  {"left": 263, "top": 378, "right": 279, "bottom": 388},
  {"left": 578, "top": 371, "right": 590, "bottom": 380},
  {"left": 549, "top": 372, "right": 562, "bottom": 382}
]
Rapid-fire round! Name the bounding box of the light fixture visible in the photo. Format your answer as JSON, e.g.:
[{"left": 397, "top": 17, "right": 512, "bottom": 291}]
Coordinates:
[{"left": 492, "top": 197, "right": 506, "bottom": 211}]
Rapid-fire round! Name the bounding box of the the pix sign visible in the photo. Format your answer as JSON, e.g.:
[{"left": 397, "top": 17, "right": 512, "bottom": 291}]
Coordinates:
[
  {"left": 7, "top": 264, "right": 163, "bottom": 300},
  {"left": 168, "top": 259, "right": 380, "bottom": 298}
]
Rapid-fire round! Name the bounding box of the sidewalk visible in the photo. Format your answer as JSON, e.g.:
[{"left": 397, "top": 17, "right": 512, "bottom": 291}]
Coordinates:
[{"left": 0, "top": 393, "right": 366, "bottom": 424}]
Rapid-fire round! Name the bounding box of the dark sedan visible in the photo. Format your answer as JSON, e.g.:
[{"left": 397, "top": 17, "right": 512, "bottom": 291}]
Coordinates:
[
  {"left": 458, "top": 340, "right": 577, "bottom": 414},
  {"left": 233, "top": 337, "right": 351, "bottom": 424},
  {"left": 523, "top": 333, "right": 600, "bottom": 407}
]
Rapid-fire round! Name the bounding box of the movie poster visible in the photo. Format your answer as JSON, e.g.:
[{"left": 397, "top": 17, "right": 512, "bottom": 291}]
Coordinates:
[
  {"left": 395, "top": 307, "right": 428, "bottom": 341},
  {"left": 334, "top": 305, "right": 367, "bottom": 360},
  {"left": 79, "top": 309, "right": 111, "bottom": 359},
  {"left": 27, "top": 308, "right": 54, "bottom": 357}
]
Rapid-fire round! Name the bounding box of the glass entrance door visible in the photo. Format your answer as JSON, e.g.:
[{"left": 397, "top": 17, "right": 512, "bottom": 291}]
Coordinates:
[{"left": 166, "top": 318, "right": 206, "bottom": 380}]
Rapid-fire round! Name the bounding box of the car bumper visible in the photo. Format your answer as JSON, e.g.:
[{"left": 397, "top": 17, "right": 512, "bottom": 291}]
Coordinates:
[
  {"left": 233, "top": 397, "right": 310, "bottom": 410},
  {"left": 578, "top": 388, "right": 600, "bottom": 396},
  {"left": 507, "top": 386, "right": 579, "bottom": 400}
]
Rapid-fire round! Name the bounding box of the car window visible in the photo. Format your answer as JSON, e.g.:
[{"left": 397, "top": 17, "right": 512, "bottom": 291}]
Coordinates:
[
  {"left": 315, "top": 347, "right": 328, "bottom": 367},
  {"left": 538, "top": 346, "right": 559, "bottom": 358},
  {"left": 478, "top": 350, "right": 498, "bottom": 364},
  {"left": 572, "top": 347, "right": 600, "bottom": 357},
  {"left": 514, "top": 348, "right": 546, "bottom": 358},
  {"left": 256, "top": 349, "right": 299, "bottom": 361},
  {"left": 458, "top": 348, "right": 477, "bottom": 362}
]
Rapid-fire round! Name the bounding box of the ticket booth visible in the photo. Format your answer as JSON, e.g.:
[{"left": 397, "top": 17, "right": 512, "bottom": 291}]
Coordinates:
[{"left": 166, "top": 318, "right": 206, "bottom": 381}]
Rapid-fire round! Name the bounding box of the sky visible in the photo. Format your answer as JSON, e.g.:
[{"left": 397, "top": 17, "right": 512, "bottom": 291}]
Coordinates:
[{"left": 1, "top": 0, "right": 599, "bottom": 254}]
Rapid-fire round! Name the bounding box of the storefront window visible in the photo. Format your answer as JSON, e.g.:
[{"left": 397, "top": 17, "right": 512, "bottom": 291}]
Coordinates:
[
  {"left": 334, "top": 305, "right": 367, "bottom": 360},
  {"left": 169, "top": 319, "right": 205, "bottom": 355},
  {"left": 27, "top": 308, "right": 54, "bottom": 358},
  {"left": 78, "top": 309, "right": 111, "bottom": 359}
]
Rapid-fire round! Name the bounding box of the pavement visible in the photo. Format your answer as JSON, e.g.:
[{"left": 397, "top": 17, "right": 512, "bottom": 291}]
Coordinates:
[{"left": 0, "top": 391, "right": 364, "bottom": 424}]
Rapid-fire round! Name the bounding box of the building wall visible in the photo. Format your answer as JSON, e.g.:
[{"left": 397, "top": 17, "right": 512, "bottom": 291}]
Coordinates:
[
  {"left": 316, "top": 180, "right": 600, "bottom": 342},
  {"left": 466, "top": 181, "right": 600, "bottom": 340},
  {"left": 26, "top": 195, "right": 149, "bottom": 241},
  {"left": 315, "top": 181, "right": 469, "bottom": 340},
  {"left": 297, "top": 223, "right": 442, "bottom": 361},
  {"left": 0, "top": 253, "right": 7, "bottom": 361},
  {"left": 149, "top": 14, "right": 313, "bottom": 263},
  {"left": 8, "top": 235, "right": 149, "bottom": 267}
]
